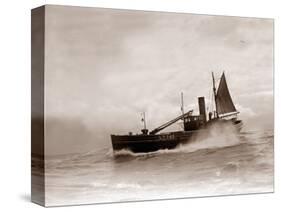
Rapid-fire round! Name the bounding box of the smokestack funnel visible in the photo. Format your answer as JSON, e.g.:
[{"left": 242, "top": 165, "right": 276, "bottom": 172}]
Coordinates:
[{"left": 198, "top": 97, "right": 206, "bottom": 123}]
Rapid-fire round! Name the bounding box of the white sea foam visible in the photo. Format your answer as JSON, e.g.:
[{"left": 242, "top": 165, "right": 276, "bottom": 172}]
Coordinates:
[
  {"left": 182, "top": 123, "right": 241, "bottom": 152},
  {"left": 115, "top": 183, "right": 142, "bottom": 189}
]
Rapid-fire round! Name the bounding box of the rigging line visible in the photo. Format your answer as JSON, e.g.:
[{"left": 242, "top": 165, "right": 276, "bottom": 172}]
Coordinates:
[
  {"left": 212, "top": 77, "right": 221, "bottom": 112},
  {"left": 207, "top": 79, "right": 212, "bottom": 113},
  {"left": 209, "top": 75, "right": 215, "bottom": 113},
  {"left": 211, "top": 88, "right": 214, "bottom": 113}
]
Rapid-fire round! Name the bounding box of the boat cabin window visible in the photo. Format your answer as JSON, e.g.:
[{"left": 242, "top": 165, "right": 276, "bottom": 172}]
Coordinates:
[
  {"left": 185, "top": 118, "right": 191, "bottom": 122},
  {"left": 185, "top": 116, "right": 202, "bottom": 122}
]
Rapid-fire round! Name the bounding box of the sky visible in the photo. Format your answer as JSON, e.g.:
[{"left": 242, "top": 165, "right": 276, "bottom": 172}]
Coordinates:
[{"left": 44, "top": 5, "right": 273, "bottom": 155}]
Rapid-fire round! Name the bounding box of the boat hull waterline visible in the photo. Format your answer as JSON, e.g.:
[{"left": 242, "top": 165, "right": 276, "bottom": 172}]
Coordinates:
[{"left": 111, "top": 120, "right": 242, "bottom": 153}]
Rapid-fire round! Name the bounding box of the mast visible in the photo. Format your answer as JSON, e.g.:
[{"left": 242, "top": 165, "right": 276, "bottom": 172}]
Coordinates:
[
  {"left": 181, "top": 92, "right": 184, "bottom": 117},
  {"left": 212, "top": 72, "right": 218, "bottom": 118},
  {"left": 141, "top": 112, "right": 148, "bottom": 135},
  {"left": 142, "top": 112, "right": 147, "bottom": 130}
]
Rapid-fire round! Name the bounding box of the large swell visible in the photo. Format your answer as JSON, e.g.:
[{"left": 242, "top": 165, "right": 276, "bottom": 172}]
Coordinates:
[{"left": 41, "top": 128, "right": 274, "bottom": 206}]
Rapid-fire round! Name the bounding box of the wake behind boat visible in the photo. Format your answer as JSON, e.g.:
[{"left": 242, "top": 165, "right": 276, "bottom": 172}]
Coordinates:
[{"left": 111, "top": 72, "right": 242, "bottom": 153}]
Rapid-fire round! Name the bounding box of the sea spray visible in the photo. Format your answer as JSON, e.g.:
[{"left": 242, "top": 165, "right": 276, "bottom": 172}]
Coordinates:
[{"left": 183, "top": 121, "right": 241, "bottom": 152}]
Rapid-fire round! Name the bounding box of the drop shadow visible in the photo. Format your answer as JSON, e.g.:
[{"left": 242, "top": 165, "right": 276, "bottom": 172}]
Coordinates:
[{"left": 19, "top": 193, "right": 31, "bottom": 202}]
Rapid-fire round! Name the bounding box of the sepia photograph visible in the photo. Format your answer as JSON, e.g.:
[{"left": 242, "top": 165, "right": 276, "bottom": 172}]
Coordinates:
[{"left": 31, "top": 5, "right": 274, "bottom": 207}]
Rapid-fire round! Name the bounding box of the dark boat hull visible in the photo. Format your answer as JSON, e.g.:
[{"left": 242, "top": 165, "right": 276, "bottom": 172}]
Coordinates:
[
  {"left": 111, "top": 131, "right": 194, "bottom": 153},
  {"left": 111, "top": 119, "right": 242, "bottom": 153}
]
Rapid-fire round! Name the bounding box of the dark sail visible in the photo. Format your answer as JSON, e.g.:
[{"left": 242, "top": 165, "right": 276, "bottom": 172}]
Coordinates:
[{"left": 216, "top": 73, "right": 237, "bottom": 115}]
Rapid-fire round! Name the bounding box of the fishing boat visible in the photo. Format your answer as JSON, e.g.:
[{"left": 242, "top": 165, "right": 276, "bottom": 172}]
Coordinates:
[{"left": 111, "top": 72, "right": 242, "bottom": 153}]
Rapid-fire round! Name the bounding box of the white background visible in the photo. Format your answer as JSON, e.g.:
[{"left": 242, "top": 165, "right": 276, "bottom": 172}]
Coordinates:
[{"left": 0, "top": 0, "right": 279, "bottom": 211}]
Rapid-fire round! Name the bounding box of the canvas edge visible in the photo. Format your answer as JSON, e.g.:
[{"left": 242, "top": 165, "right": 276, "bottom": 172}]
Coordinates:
[{"left": 31, "top": 5, "right": 46, "bottom": 207}]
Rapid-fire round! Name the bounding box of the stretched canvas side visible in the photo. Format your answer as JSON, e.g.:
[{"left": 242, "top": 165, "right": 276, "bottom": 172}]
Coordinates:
[{"left": 31, "top": 6, "right": 45, "bottom": 206}]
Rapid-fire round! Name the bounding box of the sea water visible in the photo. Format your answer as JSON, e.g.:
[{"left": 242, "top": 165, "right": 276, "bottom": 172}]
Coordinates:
[{"left": 42, "top": 128, "right": 273, "bottom": 206}]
